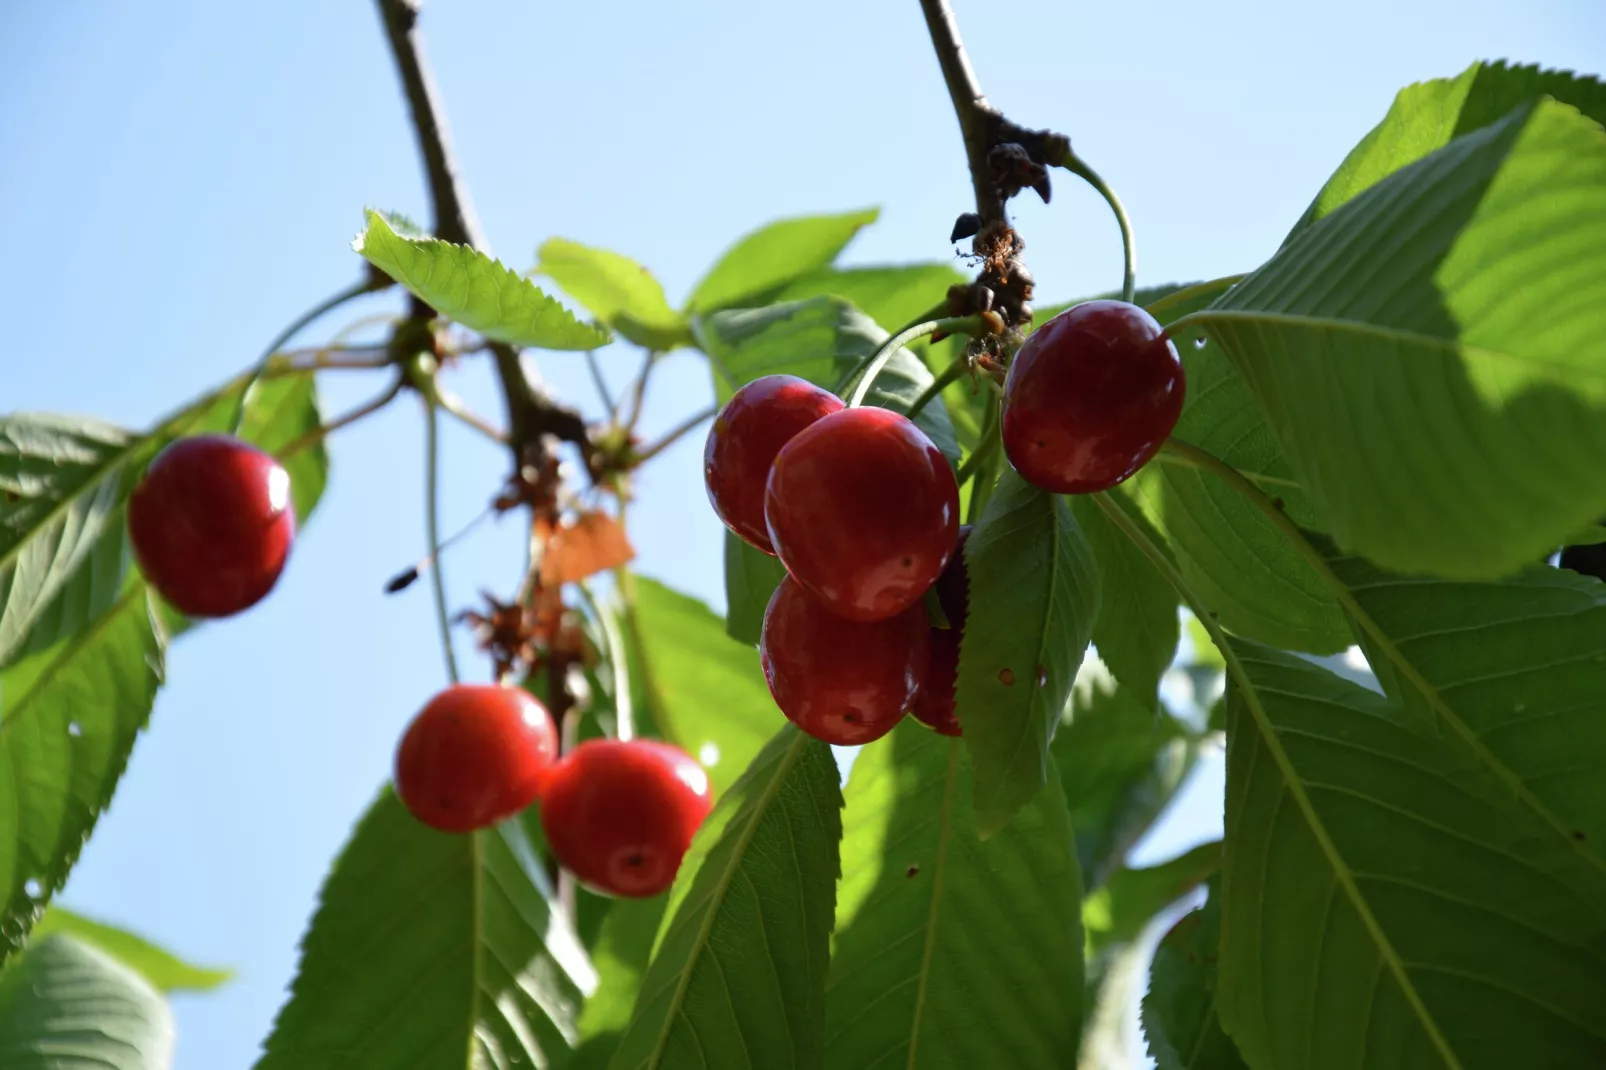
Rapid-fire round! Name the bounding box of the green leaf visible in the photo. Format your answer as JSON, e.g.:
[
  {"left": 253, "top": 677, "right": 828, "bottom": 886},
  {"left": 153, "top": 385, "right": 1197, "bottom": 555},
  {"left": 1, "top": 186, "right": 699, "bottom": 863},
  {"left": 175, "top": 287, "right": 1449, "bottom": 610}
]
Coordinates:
[
  {"left": 1084, "top": 841, "right": 1221, "bottom": 956},
  {"left": 697, "top": 298, "right": 873, "bottom": 403},
  {"left": 0, "top": 415, "right": 132, "bottom": 669},
  {"left": 1054, "top": 660, "right": 1198, "bottom": 890},
  {"left": 1124, "top": 288, "right": 1350, "bottom": 654},
  {"left": 687, "top": 209, "right": 878, "bottom": 313},
  {"left": 32, "top": 908, "right": 229, "bottom": 993},
  {"left": 534, "top": 238, "right": 691, "bottom": 350},
  {"left": 571, "top": 897, "right": 667, "bottom": 1070},
  {"left": 1293, "top": 61, "right": 1606, "bottom": 234},
  {"left": 607, "top": 727, "right": 842, "bottom": 1070},
  {"left": 1141, "top": 879, "right": 1247, "bottom": 1070},
  {"left": 629, "top": 576, "right": 778, "bottom": 796},
  {"left": 237, "top": 375, "right": 329, "bottom": 527},
  {"left": 355, "top": 210, "right": 609, "bottom": 351},
  {"left": 1328, "top": 551, "right": 1606, "bottom": 862},
  {"left": 826, "top": 721, "right": 1084, "bottom": 1069},
  {"left": 721, "top": 534, "right": 787, "bottom": 648},
  {"left": 1068, "top": 491, "right": 1179, "bottom": 707},
  {"left": 1195, "top": 98, "right": 1606, "bottom": 578},
  {"left": 257, "top": 789, "right": 595, "bottom": 1069},
  {"left": 1217, "top": 641, "right": 1606, "bottom": 1069},
  {"left": 770, "top": 264, "right": 966, "bottom": 336},
  {"left": 0, "top": 934, "right": 173, "bottom": 1069},
  {"left": 955, "top": 467, "right": 1099, "bottom": 837}
]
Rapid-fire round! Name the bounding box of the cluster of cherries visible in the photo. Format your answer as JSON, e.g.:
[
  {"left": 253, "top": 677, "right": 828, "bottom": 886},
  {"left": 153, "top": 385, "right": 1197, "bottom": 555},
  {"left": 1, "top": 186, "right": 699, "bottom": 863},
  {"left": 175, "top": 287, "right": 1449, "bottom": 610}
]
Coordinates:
[
  {"left": 704, "top": 299, "right": 1184, "bottom": 746},
  {"left": 125, "top": 436, "right": 713, "bottom": 899}
]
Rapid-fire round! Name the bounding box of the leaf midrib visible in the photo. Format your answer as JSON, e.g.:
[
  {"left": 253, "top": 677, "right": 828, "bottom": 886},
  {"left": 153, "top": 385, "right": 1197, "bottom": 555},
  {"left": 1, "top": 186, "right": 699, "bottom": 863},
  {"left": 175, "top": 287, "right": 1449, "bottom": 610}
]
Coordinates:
[
  {"left": 1188, "top": 308, "right": 1606, "bottom": 387},
  {"left": 639, "top": 731, "right": 809, "bottom": 1070},
  {"left": 903, "top": 740, "right": 960, "bottom": 1069}
]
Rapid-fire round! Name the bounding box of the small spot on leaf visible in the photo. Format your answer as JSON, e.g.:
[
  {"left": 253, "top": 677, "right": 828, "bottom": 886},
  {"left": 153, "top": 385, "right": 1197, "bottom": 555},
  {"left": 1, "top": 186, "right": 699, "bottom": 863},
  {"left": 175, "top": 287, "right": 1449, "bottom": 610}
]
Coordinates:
[
  {"left": 1035, "top": 664, "right": 1047, "bottom": 688},
  {"left": 905, "top": 864, "right": 920, "bottom": 878},
  {"left": 1574, "top": 829, "right": 1588, "bottom": 842},
  {"left": 997, "top": 667, "right": 1016, "bottom": 686}
]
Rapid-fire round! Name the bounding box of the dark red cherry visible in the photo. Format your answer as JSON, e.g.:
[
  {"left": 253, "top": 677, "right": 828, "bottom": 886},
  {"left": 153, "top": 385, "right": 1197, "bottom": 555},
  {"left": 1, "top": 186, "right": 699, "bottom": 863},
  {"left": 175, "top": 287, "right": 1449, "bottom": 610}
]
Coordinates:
[
  {"left": 912, "top": 525, "right": 972, "bottom": 737},
  {"left": 704, "top": 375, "right": 844, "bottom": 554},
  {"left": 541, "top": 739, "right": 714, "bottom": 898},
  {"left": 127, "top": 434, "right": 297, "bottom": 618},
  {"left": 764, "top": 407, "right": 959, "bottom": 622},
  {"left": 395, "top": 684, "right": 559, "bottom": 833},
  {"left": 1002, "top": 300, "right": 1185, "bottom": 494},
  {"left": 760, "top": 575, "right": 928, "bottom": 746}
]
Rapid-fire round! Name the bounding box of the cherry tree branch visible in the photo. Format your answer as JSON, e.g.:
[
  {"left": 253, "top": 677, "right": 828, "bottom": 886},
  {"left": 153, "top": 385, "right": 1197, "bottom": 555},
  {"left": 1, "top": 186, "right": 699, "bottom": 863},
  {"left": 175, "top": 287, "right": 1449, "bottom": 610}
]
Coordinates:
[
  {"left": 375, "top": 0, "right": 591, "bottom": 467},
  {"left": 919, "top": 0, "right": 1004, "bottom": 228}
]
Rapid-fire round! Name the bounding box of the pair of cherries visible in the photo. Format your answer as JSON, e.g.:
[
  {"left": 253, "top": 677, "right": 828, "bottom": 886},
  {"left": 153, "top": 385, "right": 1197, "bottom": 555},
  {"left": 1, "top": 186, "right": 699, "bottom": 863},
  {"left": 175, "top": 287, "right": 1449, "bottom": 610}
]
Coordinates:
[
  {"left": 394, "top": 684, "right": 714, "bottom": 898},
  {"left": 704, "top": 374, "right": 967, "bottom": 746}
]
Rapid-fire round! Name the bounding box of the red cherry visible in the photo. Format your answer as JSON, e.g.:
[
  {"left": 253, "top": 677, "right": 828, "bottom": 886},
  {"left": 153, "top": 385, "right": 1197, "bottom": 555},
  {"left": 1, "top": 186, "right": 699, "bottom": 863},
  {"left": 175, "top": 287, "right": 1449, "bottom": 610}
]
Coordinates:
[
  {"left": 760, "top": 575, "right": 928, "bottom": 746},
  {"left": 704, "top": 375, "right": 844, "bottom": 554},
  {"left": 541, "top": 739, "right": 714, "bottom": 898},
  {"left": 1002, "top": 300, "right": 1185, "bottom": 494},
  {"left": 912, "top": 525, "right": 972, "bottom": 737},
  {"left": 764, "top": 407, "right": 959, "bottom": 622},
  {"left": 127, "top": 434, "right": 297, "bottom": 618},
  {"left": 395, "top": 684, "right": 559, "bottom": 833}
]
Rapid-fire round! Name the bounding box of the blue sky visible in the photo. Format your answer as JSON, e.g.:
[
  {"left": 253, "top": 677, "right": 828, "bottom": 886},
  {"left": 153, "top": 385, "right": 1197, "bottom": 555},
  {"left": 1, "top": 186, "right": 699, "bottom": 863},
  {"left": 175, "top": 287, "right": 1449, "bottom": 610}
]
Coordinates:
[{"left": 4, "top": 1, "right": 1602, "bottom": 1066}]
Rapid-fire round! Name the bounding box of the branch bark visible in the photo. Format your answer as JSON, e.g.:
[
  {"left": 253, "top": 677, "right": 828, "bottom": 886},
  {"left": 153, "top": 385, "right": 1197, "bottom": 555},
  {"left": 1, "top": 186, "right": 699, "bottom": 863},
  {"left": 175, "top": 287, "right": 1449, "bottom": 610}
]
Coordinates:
[
  {"left": 919, "top": 0, "right": 1005, "bottom": 227},
  {"left": 375, "top": 0, "right": 590, "bottom": 465}
]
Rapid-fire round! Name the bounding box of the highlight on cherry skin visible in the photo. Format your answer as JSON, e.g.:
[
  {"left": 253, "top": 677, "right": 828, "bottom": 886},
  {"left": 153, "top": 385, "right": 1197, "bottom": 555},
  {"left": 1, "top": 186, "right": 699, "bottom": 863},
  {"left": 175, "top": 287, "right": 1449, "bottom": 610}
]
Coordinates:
[
  {"left": 911, "top": 524, "right": 972, "bottom": 738},
  {"left": 127, "top": 434, "right": 298, "bottom": 619},
  {"left": 394, "top": 684, "right": 559, "bottom": 834},
  {"left": 760, "top": 574, "right": 930, "bottom": 747},
  {"left": 764, "top": 406, "right": 960, "bottom": 622},
  {"left": 704, "top": 374, "right": 845, "bottom": 555},
  {"left": 540, "top": 739, "right": 715, "bottom": 899},
  {"left": 1001, "top": 299, "right": 1186, "bottom": 495}
]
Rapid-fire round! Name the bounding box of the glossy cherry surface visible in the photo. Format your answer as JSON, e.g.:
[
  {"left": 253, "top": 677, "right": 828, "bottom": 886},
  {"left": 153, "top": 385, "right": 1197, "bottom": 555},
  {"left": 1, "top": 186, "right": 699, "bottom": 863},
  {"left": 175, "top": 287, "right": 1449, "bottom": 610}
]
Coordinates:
[
  {"left": 1002, "top": 300, "right": 1185, "bottom": 494},
  {"left": 127, "top": 434, "right": 297, "bottom": 618},
  {"left": 912, "top": 525, "right": 972, "bottom": 737},
  {"left": 541, "top": 739, "right": 714, "bottom": 898},
  {"left": 764, "top": 407, "right": 959, "bottom": 622},
  {"left": 395, "top": 684, "right": 559, "bottom": 833},
  {"left": 704, "top": 375, "right": 844, "bottom": 554},
  {"left": 760, "top": 575, "right": 928, "bottom": 746}
]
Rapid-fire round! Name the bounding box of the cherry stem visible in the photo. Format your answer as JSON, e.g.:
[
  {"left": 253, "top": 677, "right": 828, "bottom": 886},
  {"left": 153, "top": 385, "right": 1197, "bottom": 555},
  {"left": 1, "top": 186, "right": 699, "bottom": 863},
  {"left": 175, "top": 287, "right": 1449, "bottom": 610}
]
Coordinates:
[
  {"left": 624, "top": 350, "right": 660, "bottom": 431},
  {"left": 422, "top": 396, "right": 461, "bottom": 684},
  {"left": 1059, "top": 152, "right": 1137, "bottom": 304},
  {"left": 843, "top": 316, "right": 985, "bottom": 409},
  {"left": 576, "top": 580, "right": 635, "bottom": 742},
  {"left": 632, "top": 404, "right": 718, "bottom": 466},
  {"left": 435, "top": 390, "right": 508, "bottom": 444},
  {"left": 957, "top": 390, "right": 1002, "bottom": 509},
  {"left": 274, "top": 377, "right": 403, "bottom": 460},
  {"left": 585, "top": 349, "right": 617, "bottom": 415},
  {"left": 905, "top": 349, "right": 971, "bottom": 421},
  {"left": 229, "top": 276, "right": 390, "bottom": 436}
]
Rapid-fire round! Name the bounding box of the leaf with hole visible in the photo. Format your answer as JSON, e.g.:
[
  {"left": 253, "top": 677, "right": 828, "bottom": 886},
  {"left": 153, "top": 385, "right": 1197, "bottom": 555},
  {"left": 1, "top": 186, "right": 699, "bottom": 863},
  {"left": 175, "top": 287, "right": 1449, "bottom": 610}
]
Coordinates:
[
  {"left": 1195, "top": 99, "right": 1606, "bottom": 578},
  {"left": 0, "top": 934, "right": 174, "bottom": 1069},
  {"left": 257, "top": 789, "right": 595, "bottom": 1069},
  {"left": 1217, "top": 641, "right": 1606, "bottom": 1069},
  {"left": 826, "top": 720, "right": 1084, "bottom": 1069},
  {"left": 355, "top": 210, "right": 610, "bottom": 351},
  {"left": 606, "top": 726, "right": 842, "bottom": 1070},
  {"left": 955, "top": 467, "right": 1099, "bottom": 837}
]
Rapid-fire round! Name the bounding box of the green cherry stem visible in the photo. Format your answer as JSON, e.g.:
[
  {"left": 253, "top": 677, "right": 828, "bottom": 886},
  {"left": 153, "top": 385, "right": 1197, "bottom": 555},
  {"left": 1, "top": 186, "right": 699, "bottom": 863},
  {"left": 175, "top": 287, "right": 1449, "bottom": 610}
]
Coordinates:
[
  {"left": 905, "top": 348, "right": 971, "bottom": 421},
  {"left": 842, "top": 315, "right": 985, "bottom": 408},
  {"left": 422, "top": 395, "right": 461, "bottom": 684},
  {"left": 584, "top": 349, "right": 617, "bottom": 416},
  {"left": 1060, "top": 152, "right": 1136, "bottom": 304},
  {"left": 632, "top": 404, "right": 719, "bottom": 466},
  {"left": 229, "top": 275, "right": 389, "bottom": 436},
  {"left": 962, "top": 389, "right": 1002, "bottom": 524}
]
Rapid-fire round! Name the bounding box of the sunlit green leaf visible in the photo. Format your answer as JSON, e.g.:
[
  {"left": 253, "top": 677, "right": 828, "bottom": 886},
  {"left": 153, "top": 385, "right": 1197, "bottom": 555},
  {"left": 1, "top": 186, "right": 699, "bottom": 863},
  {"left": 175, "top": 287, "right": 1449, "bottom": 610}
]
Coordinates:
[
  {"left": 827, "top": 721, "right": 1083, "bottom": 1069},
  {"left": 771, "top": 264, "right": 965, "bottom": 336},
  {"left": 687, "top": 209, "right": 878, "bottom": 313},
  {"left": 32, "top": 907, "right": 230, "bottom": 993},
  {"left": 608, "top": 727, "right": 841, "bottom": 1070},
  {"left": 1069, "top": 492, "right": 1179, "bottom": 707},
  {"left": 355, "top": 210, "right": 609, "bottom": 350},
  {"left": 257, "top": 789, "right": 594, "bottom": 1069},
  {"left": 570, "top": 897, "right": 667, "bottom": 1070},
  {"left": 722, "top": 534, "right": 787, "bottom": 648},
  {"left": 535, "top": 238, "right": 691, "bottom": 350}
]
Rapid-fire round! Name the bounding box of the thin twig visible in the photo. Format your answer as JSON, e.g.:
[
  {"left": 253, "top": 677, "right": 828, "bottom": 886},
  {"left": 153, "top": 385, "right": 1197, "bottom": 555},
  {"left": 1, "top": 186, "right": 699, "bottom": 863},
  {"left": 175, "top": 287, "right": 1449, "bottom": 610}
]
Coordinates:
[
  {"left": 436, "top": 391, "right": 509, "bottom": 445},
  {"left": 919, "top": 0, "right": 1004, "bottom": 227},
  {"left": 274, "top": 378, "right": 404, "bottom": 460},
  {"left": 632, "top": 405, "right": 718, "bottom": 466},
  {"left": 624, "top": 350, "right": 660, "bottom": 432}
]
